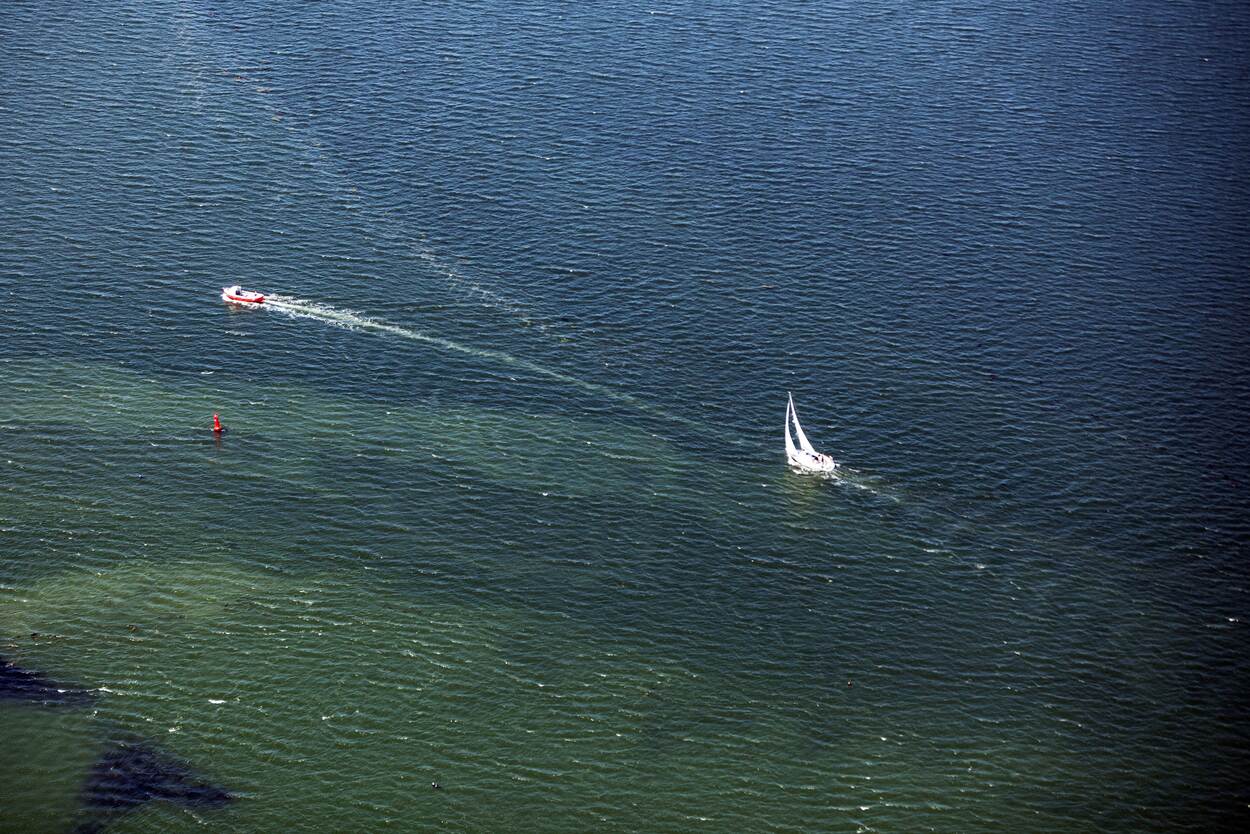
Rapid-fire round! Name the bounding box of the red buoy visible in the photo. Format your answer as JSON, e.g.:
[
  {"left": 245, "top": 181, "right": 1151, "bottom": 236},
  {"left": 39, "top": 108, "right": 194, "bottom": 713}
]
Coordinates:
[{"left": 212, "top": 413, "right": 223, "bottom": 434}]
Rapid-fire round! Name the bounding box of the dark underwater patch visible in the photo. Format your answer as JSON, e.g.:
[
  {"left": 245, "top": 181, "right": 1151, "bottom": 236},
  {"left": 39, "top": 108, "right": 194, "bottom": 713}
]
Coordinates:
[
  {"left": 0, "top": 654, "right": 94, "bottom": 705},
  {"left": 81, "top": 740, "right": 233, "bottom": 812}
]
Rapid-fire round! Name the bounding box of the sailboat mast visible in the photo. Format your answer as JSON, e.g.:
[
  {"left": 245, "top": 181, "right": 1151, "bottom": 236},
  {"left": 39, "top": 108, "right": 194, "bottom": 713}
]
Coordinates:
[{"left": 785, "top": 394, "right": 798, "bottom": 459}]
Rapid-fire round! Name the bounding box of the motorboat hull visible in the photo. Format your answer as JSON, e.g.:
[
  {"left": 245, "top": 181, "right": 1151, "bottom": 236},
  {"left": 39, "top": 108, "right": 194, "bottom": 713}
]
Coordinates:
[{"left": 221, "top": 286, "right": 264, "bottom": 305}]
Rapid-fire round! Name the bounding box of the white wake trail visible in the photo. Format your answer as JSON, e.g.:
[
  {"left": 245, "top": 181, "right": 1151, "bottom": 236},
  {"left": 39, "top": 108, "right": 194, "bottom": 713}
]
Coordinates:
[{"left": 264, "top": 294, "right": 703, "bottom": 431}]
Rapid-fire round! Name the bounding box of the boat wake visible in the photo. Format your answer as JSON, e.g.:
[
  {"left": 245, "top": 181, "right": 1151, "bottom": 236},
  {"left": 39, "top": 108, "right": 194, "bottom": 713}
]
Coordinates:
[
  {"left": 252, "top": 296, "right": 889, "bottom": 475},
  {"left": 827, "top": 465, "right": 899, "bottom": 500},
  {"left": 263, "top": 294, "right": 707, "bottom": 433}
]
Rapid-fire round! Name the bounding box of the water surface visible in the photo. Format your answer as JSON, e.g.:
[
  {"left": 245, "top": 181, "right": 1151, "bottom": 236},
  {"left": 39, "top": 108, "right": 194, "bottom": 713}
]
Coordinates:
[{"left": 2, "top": 1, "right": 1248, "bottom": 831}]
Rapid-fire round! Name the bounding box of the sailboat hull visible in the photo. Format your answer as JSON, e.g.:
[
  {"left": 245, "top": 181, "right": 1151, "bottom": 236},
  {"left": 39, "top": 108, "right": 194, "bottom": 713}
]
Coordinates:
[{"left": 787, "top": 451, "right": 839, "bottom": 474}]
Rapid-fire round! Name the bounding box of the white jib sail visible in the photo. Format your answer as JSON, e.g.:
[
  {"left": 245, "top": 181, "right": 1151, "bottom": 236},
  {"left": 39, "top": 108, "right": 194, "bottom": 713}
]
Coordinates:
[{"left": 788, "top": 394, "right": 817, "bottom": 455}]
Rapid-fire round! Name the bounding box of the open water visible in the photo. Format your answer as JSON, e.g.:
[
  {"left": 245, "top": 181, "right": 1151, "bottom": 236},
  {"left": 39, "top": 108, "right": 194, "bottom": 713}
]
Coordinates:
[{"left": 2, "top": 1, "right": 1249, "bottom": 831}]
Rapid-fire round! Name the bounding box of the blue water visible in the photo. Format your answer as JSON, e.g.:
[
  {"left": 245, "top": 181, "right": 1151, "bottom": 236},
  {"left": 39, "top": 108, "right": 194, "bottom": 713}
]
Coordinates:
[{"left": 2, "top": 1, "right": 1248, "bottom": 831}]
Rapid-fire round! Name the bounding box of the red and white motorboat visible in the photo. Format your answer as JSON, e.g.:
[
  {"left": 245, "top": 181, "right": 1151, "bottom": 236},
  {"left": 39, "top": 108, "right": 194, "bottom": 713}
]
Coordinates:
[{"left": 222, "top": 285, "right": 265, "bottom": 305}]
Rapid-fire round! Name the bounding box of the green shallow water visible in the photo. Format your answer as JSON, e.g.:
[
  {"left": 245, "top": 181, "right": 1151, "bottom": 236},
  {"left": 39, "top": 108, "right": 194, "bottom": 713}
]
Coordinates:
[{"left": 3, "top": 359, "right": 1245, "bottom": 831}]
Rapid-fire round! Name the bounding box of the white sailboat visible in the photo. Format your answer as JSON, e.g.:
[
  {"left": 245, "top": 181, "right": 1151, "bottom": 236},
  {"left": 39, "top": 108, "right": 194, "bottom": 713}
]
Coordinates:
[{"left": 786, "top": 393, "right": 838, "bottom": 474}]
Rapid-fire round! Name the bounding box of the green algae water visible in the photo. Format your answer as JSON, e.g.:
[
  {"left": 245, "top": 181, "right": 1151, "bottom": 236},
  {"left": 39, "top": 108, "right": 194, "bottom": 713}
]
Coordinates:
[{"left": 3, "top": 1, "right": 1249, "bottom": 831}]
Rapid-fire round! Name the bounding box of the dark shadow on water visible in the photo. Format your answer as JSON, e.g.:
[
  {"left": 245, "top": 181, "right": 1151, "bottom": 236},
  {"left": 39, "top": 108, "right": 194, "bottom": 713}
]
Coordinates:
[
  {"left": 0, "top": 654, "right": 95, "bottom": 705},
  {"left": 74, "top": 739, "right": 233, "bottom": 832},
  {"left": 2, "top": 657, "right": 230, "bottom": 829}
]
